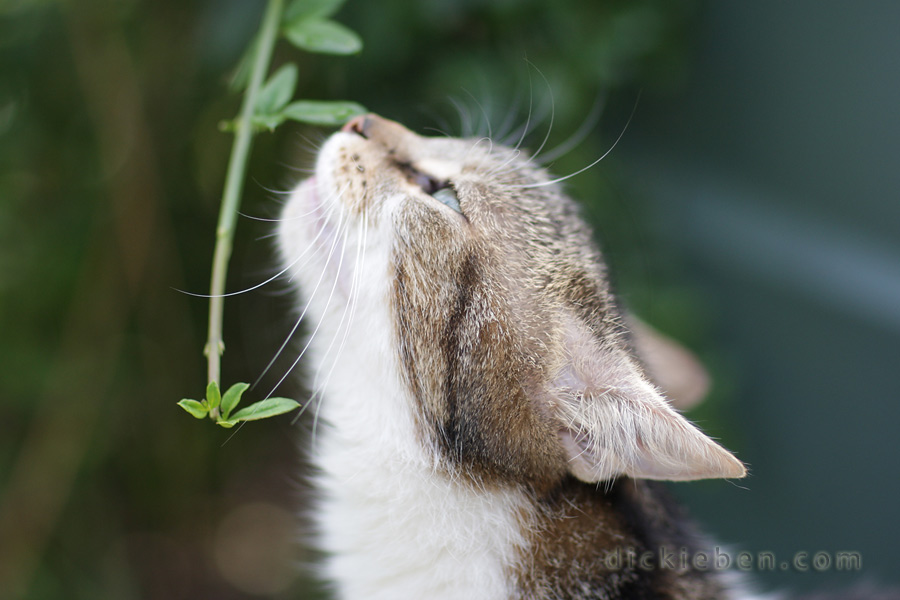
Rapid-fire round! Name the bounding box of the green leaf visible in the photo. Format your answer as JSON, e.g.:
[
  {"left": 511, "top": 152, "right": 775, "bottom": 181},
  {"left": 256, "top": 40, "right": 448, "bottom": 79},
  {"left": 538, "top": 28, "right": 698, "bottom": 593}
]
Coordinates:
[
  {"left": 251, "top": 113, "right": 287, "bottom": 131},
  {"left": 220, "top": 382, "right": 250, "bottom": 420},
  {"left": 228, "top": 397, "right": 301, "bottom": 422},
  {"left": 206, "top": 381, "right": 221, "bottom": 410},
  {"left": 216, "top": 419, "right": 238, "bottom": 428},
  {"left": 228, "top": 33, "right": 259, "bottom": 92},
  {"left": 283, "top": 18, "right": 362, "bottom": 55},
  {"left": 220, "top": 115, "right": 287, "bottom": 134},
  {"left": 282, "top": 100, "right": 366, "bottom": 126},
  {"left": 283, "top": 0, "right": 346, "bottom": 23},
  {"left": 255, "top": 63, "right": 298, "bottom": 116},
  {"left": 177, "top": 399, "right": 209, "bottom": 419}
]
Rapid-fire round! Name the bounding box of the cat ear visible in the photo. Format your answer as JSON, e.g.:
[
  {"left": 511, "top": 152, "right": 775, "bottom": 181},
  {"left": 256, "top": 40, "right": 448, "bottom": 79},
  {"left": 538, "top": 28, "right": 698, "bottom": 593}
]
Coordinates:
[
  {"left": 628, "top": 316, "right": 710, "bottom": 411},
  {"left": 551, "top": 320, "right": 746, "bottom": 483}
]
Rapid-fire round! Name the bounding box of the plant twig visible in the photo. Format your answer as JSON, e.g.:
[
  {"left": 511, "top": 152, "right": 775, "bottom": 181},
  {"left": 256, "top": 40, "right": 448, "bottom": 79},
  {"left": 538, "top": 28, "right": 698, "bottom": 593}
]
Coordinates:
[{"left": 205, "top": 0, "right": 284, "bottom": 413}]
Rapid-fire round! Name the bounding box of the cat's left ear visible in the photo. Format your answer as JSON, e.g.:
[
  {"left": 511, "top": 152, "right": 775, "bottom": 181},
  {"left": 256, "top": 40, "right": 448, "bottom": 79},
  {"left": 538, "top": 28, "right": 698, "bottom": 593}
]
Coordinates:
[
  {"left": 549, "top": 318, "right": 746, "bottom": 483},
  {"left": 628, "top": 316, "right": 709, "bottom": 411}
]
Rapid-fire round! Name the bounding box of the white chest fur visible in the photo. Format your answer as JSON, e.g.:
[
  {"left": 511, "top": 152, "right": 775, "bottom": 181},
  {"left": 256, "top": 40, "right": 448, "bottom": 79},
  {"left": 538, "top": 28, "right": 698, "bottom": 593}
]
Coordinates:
[
  {"left": 306, "top": 308, "right": 531, "bottom": 600},
  {"left": 314, "top": 419, "right": 531, "bottom": 599},
  {"left": 278, "top": 210, "right": 531, "bottom": 599}
]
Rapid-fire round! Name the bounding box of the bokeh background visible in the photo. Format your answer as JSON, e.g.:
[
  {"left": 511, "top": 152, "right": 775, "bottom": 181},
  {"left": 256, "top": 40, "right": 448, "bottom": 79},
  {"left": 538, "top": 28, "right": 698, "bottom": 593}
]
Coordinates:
[{"left": 1, "top": 0, "right": 898, "bottom": 598}]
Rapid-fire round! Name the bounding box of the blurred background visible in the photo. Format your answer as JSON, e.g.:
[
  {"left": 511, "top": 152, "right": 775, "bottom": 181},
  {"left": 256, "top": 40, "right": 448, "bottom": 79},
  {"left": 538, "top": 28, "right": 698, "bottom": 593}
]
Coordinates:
[{"left": 1, "top": 0, "right": 897, "bottom": 598}]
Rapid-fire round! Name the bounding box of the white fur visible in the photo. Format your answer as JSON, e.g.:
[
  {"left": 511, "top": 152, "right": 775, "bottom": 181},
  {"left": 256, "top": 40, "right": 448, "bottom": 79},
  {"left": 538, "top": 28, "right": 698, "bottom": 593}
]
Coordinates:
[{"left": 278, "top": 154, "right": 533, "bottom": 600}]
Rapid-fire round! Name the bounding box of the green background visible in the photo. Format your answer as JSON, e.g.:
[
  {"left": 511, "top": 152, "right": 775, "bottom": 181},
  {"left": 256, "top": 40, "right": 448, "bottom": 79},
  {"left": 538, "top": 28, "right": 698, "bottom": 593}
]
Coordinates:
[{"left": 1, "top": 0, "right": 897, "bottom": 597}]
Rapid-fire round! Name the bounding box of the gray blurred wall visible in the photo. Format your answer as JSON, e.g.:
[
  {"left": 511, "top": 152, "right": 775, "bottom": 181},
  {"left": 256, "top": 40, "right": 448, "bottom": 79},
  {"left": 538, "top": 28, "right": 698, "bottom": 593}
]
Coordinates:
[{"left": 624, "top": 1, "right": 900, "bottom": 591}]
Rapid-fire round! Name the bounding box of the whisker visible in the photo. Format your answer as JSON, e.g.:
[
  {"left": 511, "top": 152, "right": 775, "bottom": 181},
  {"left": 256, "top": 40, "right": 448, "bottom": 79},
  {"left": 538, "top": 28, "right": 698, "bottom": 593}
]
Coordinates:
[
  {"left": 509, "top": 68, "right": 534, "bottom": 153},
  {"left": 485, "top": 149, "right": 521, "bottom": 178},
  {"left": 277, "top": 162, "right": 317, "bottom": 175},
  {"left": 422, "top": 126, "right": 454, "bottom": 138},
  {"left": 494, "top": 90, "right": 524, "bottom": 142},
  {"left": 449, "top": 95, "right": 474, "bottom": 138},
  {"left": 238, "top": 200, "right": 322, "bottom": 223},
  {"left": 265, "top": 208, "right": 352, "bottom": 401},
  {"left": 311, "top": 210, "right": 368, "bottom": 447},
  {"left": 538, "top": 93, "right": 607, "bottom": 164},
  {"left": 250, "top": 177, "right": 296, "bottom": 197},
  {"left": 175, "top": 186, "right": 347, "bottom": 299},
  {"left": 310, "top": 217, "right": 363, "bottom": 391},
  {"left": 523, "top": 60, "right": 555, "bottom": 162},
  {"left": 417, "top": 103, "right": 455, "bottom": 138},
  {"left": 508, "top": 91, "right": 641, "bottom": 189},
  {"left": 253, "top": 202, "right": 347, "bottom": 388},
  {"left": 464, "top": 137, "right": 495, "bottom": 166},
  {"left": 462, "top": 88, "right": 493, "bottom": 141}
]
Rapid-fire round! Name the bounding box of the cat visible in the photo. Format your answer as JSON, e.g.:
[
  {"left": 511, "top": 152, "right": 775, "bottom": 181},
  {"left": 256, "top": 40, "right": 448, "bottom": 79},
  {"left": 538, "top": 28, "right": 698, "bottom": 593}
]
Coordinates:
[{"left": 277, "top": 113, "right": 750, "bottom": 600}]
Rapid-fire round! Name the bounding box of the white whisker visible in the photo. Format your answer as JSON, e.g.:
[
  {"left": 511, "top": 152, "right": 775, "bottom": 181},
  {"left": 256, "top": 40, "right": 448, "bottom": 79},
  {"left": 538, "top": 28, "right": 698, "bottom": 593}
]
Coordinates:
[
  {"left": 465, "top": 137, "right": 496, "bottom": 172},
  {"left": 418, "top": 103, "right": 456, "bottom": 138},
  {"left": 524, "top": 61, "right": 555, "bottom": 162},
  {"left": 266, "top": 208, "right": 351, "bottom": 401},
  {"left": 508, "top": 91, "right": 640, "bottom": 189},
  {"left": 462, "top": 88, "right": 493, "bottom": 141},
  {"left": 449, "top": 95, "right": 474, "bottom": 138},
  {"left": 537, "top": 93, "right": 606, "bottom": 164},
  {"left": 176, "top": 186, "right": 347, "bottom": 299},
  {"left": 254, "top": 201, "right": 347, "bottom": 388},
  {"left": 494, "top": 91, "right": 524, "bottom": 142},
  {"left": 485, "top": 149, "right": 521, "bottom": 178},
  {"left": 239, "top": 202, "right": 321, "bottom": 222},
  {"left": 509, "top": 70, "right": 534, "bottom": 153},
  {"left": 311, "top": 210, "right": 368, "bottom": 447}
]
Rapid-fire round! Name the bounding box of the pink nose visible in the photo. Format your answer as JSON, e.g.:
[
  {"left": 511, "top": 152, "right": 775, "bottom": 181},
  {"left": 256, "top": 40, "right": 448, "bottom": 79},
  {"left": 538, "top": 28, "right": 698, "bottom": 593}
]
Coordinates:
[
  {"left": 342, "top": 114, "right": 372, "bottom": 137},
  {"left": 340, "top": 114, "right": 414, "bottom": 151}
]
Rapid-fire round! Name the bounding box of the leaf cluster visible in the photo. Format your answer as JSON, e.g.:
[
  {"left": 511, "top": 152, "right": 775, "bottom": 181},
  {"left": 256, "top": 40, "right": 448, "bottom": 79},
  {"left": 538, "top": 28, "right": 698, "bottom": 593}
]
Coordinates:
[
  {"left": 223, "top": 0, "right": 365, "bottom": 133},
  {"left": 178, "top": 382, "right": 300, "bottom": 428}
]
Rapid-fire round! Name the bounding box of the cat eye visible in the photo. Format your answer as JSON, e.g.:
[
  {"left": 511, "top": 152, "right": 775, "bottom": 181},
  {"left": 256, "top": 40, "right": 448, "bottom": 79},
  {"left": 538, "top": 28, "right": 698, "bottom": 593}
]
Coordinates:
[
  {"left": 404, "top": 164, "right": 463, "bottom": 214},
  {"left": 432, "top": 187, "right": 461, "bottom": 213}
]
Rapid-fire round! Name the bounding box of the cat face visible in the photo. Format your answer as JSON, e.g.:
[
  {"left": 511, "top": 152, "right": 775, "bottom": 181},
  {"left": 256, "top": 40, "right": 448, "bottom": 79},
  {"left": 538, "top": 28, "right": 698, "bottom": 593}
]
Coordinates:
[{"left": 278, "top": 114, "right": 745, "bottom": 490}]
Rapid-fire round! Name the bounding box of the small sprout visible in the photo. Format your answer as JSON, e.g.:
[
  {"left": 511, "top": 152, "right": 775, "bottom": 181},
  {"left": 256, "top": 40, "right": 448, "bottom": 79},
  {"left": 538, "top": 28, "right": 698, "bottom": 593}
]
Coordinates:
[
  {"left": 283, "top": 18, "right": 362, "bottom": 55},
  {"left": 255, "top": 63, "right": 298, "bottom": 116},
  {"left": 206, "top": 381, "right": 221, "bottom": 410},
  {"left": 177, "top": 399, "right": 209, "bottom": 419},
  {"left": 226, "top": 397, "right": 301, "bottom": 423},
  {"left": 220, "top": 382, "right": 250, "bottom": 420},
  {"left": 282, "top": 100, "right": 366, "bottom": 126},
  {"left": 177, "top": 382, "right": 300, "bottom": 428},
  {"left": 252, "top": 114, "right": 288, "bottom": 132}
]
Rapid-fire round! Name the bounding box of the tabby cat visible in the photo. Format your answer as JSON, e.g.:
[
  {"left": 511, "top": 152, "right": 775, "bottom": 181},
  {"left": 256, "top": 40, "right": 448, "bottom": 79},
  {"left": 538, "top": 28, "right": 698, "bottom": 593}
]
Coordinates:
[{"left": 277, "top": 113, "right": 748, "bottom": 600}]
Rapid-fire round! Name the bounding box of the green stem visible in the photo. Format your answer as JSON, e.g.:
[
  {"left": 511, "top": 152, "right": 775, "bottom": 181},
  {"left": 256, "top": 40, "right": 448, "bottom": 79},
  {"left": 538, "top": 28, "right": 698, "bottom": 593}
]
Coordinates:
[{"left": 205, "top": 0, "right": 283, "bottom": 415}]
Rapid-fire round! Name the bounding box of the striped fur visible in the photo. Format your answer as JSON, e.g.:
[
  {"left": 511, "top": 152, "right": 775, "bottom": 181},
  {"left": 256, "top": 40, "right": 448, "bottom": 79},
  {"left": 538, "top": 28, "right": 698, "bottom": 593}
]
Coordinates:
[{"left": 278, "top": 114, "right": 746, "bottom": 599}]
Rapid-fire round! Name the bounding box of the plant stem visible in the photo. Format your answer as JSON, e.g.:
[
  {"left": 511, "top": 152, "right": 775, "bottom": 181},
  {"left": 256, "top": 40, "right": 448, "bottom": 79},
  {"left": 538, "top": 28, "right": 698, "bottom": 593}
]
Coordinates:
[{"left": 205, "top": 0, "right": 283, "bottom": 410}]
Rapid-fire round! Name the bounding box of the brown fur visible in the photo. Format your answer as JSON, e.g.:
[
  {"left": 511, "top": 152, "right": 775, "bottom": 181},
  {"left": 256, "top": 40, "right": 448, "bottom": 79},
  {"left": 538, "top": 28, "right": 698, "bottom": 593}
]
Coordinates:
[
  {"left": 516, "top": 478, "right": 730, "bottom": 600},
  {"left": 317, "top": 114, "right": 744, "bottom": 598}
]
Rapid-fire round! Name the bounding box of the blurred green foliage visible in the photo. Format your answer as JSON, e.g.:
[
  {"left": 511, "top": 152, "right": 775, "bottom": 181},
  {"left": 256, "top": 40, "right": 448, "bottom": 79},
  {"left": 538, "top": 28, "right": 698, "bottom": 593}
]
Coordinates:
[{"left": 0, "top": 0, "right": 701, "bottom": 597}]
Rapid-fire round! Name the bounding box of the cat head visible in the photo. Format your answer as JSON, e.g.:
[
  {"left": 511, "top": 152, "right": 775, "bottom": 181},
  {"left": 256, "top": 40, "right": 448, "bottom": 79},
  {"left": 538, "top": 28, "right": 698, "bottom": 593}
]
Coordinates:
[{"left": 278, "top": 113, "right": 745, "bottom": 490}]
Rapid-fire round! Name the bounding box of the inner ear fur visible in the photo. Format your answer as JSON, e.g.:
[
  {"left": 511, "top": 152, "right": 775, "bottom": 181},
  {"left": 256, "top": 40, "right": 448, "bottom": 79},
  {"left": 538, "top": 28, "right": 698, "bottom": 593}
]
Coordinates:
[{"left": 549, "top": 319, "right": 746, "bottom": 483}]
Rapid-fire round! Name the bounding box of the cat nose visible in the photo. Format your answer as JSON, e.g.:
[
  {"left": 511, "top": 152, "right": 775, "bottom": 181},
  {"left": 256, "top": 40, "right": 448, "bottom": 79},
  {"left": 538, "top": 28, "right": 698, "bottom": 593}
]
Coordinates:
[
  {"left": 342, "top": 114, "right": 372, "bottom": 137},
  {"left": 342, "top": 113, "right": 414, "bottom": 150}
]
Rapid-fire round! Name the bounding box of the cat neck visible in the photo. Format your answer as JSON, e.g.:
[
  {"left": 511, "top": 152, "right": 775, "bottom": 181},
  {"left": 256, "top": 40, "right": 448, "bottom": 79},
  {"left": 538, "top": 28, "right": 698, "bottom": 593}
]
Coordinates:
[
  {"left": 299, "top": 273, "right": 734, "bottom": 600},
  {"left": 308, "top": 314, "right": 532, "bottom": 600},
  {"left": 308, "top": 350, "right": 736, "bottom": 600}
]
